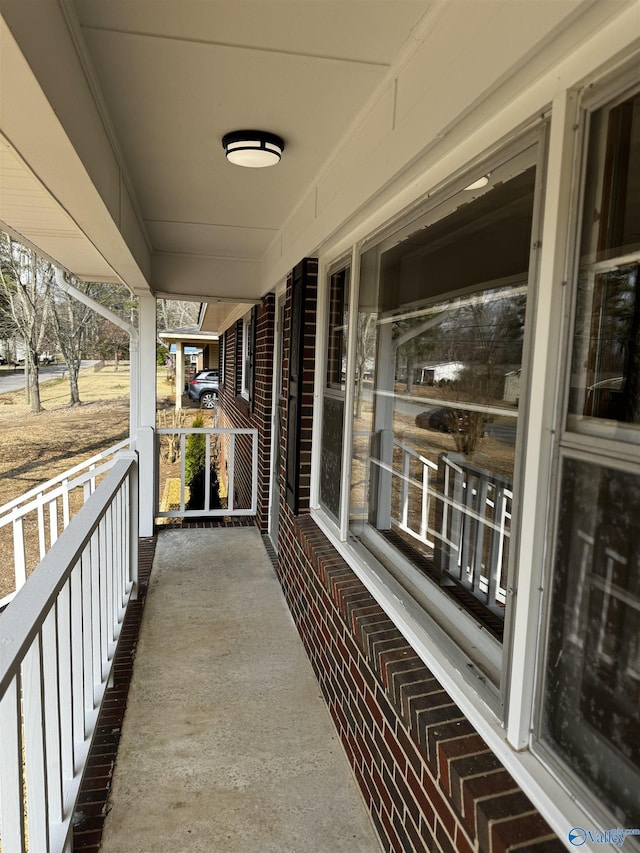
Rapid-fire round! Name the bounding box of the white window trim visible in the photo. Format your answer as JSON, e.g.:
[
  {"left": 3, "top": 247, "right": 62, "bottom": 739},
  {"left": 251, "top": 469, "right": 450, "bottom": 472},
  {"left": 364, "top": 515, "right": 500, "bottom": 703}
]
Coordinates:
[
  {"left": 309, "top": 78, "right": 634, "bottom": 848},
  {"left": 530, "top": 69, "right": 640, "bottom": 834}
]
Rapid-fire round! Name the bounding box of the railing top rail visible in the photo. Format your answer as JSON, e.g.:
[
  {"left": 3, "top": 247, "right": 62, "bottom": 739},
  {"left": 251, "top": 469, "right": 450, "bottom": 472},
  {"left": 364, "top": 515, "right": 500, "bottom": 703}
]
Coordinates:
[
  {"left": 440, "top": 452, "right": 514, "bottom": 488},
  {"left": 0, "top": 457, "right": 135, "bottom": 695},
  {"left": 393, "top": 439, "right": 438, "bottom": 470},
  {"left": 156, "top": 427, "right": 258, "bottom": 436},
  {"left": 0, "top": 456, "right": 124, "bottom": 528},
  {"left": 0, "top": 436, "right": 132, "bottom": 516}
]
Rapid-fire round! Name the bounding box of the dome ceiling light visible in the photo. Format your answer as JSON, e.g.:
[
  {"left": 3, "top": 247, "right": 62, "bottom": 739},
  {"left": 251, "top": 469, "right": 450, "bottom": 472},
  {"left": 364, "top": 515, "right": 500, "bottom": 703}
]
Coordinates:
[
  {"left": 222, "top": 130, "right": 285, "bottom": 168},
  {"left": 463, "top": 174, "right": 490, "bottom": 191}
]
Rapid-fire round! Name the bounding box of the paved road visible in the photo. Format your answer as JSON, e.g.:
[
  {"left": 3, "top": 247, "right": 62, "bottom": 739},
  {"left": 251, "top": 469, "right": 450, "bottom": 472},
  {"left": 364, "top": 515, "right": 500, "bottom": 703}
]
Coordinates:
[{"left": 0, "top": 361, "right": 97, "bottom": 394}]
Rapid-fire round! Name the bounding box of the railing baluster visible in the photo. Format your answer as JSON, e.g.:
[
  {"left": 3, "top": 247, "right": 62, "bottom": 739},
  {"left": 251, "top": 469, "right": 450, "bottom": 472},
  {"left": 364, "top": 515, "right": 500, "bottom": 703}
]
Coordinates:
[
  {"left": 70, "top": 562, "right": 85, "bottom": 745},
  {"left": 471, "top": 473, "right": 490, "bottom": 598},
  {"left": 42, "top": 609, "right": 64, "bottom": 825},
  {"left": 98, "top": 515, "right": 109, "bottom": 678},
  {"left": 401, "top": 448, "right": 410, "bottom": 529},
  {"left": 251, "top": 430, "right": 259, "bottom": 514},
  {"left": 91, "top": 528, "right": 102, "bottom": 706},
  {"left": 420, "top": 461, "right": 429, "bottom": 541},
  {"left": 57, "top": 580, "right": 74, "bottom": 780},
  {"left": 13, "top": 511, "right": 27, "bottom": 590},
  {"left": 116, "top": 487, "right": 125, "bottom": 616},
  {"left": 62, "top": 478, "right": 70, "bottom": 529},
  {"left": 0, "top": 674, "right": 26, "bottom": 852},
  {"left": 38, "top": 493, "right": 47, "bottom": 559},
  {"left": 81, "top": 546, "right": 94, "bottom": 722},
  {"left": 180, "top": 433, "right": 187, "bottom": 510},
  {"left": 49, "top": 496, "right": 59, "bottom": 546},
  {"left": 105, "top": 503, "right": 115, "bottom": 649},
  {"left": 23, "top": 634, "right": 50, "bottom": 853},
  {"left": 228, "top": 433, "right": 236, "bottom": 512}
]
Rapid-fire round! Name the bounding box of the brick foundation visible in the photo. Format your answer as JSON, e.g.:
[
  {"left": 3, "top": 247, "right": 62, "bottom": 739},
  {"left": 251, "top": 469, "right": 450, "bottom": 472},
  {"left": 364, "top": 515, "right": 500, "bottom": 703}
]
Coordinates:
[{"left": 275, "top": 513, "right": 564, "bottom": 853}]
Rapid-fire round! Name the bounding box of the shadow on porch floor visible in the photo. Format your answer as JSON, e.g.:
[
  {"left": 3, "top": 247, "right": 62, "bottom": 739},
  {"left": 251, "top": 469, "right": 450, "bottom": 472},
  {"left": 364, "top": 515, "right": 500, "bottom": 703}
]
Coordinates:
[{"left": 93, "top": 526, "right": 380, "bottom": 853}]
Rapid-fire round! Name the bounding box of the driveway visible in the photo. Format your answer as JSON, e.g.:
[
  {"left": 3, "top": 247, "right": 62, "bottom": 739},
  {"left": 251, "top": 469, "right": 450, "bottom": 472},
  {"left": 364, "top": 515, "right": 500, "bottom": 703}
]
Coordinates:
[{"left": 0, "top": 361, "right": 97, "bottom": 394}]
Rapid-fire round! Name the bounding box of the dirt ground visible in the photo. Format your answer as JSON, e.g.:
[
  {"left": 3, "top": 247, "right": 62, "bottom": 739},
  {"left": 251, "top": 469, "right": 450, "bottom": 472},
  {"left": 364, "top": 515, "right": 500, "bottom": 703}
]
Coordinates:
[
  {"left": 0, "top": 364, "right": 156, "bottom": 504},
  {"left": 0, "top": 363, "right": 193, "bottom": 600}
]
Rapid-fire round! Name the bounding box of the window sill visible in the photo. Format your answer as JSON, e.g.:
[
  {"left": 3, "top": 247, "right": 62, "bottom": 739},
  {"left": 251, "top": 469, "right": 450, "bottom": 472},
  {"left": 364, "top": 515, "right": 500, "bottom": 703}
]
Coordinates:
[{"left": 234, "top": 395, "right": 250, "bottom": 416}]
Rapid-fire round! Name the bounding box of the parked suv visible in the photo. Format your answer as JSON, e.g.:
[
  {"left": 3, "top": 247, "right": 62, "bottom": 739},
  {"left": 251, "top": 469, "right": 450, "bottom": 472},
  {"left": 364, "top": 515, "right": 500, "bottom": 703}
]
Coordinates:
[{"left": 187, "top": 369, "right": 219, "bottom": 408}]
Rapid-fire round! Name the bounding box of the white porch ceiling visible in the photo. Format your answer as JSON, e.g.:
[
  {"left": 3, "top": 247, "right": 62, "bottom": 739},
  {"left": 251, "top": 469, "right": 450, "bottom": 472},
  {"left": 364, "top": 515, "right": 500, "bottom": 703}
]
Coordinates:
[
  {"left": 0, "top": 0, "right": 431, "bottom": 329},
  {"left": 1, "top": 0, "right": 631, "bottom": 333}
]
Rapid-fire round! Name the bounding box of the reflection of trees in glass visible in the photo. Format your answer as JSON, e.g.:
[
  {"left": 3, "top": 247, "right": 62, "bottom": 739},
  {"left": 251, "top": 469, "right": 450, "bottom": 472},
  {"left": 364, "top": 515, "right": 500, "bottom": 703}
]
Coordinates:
[
  {"left": 577, "top": 266, "right": 640, "bottom": 423},
  {"left": 392, "top": 287, "right": 526, "bottom": 455},
  {"left": 394, "top": 315, "right": 438, "bottom": 393},
  {"left": 443, "top": 291, "right": 526, "bottom": 392},
  {"left": 355, "top": 313, "right": 376, "bottom": 418}
]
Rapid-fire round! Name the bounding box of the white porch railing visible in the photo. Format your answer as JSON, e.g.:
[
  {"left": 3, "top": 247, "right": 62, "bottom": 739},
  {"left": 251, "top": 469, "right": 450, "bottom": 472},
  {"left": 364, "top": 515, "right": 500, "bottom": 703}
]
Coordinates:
[
  {"left": 156, "top": 427, "right": 258, "bottom": 519},
  {"left": 389, "top": 442, "right": 510, "bottom": 617},
  {"left": 0, "top": 453, "right": 138, "bottom": 853},
  {"left": 0, "top": 438, "right": 132, "bottom": 610}
]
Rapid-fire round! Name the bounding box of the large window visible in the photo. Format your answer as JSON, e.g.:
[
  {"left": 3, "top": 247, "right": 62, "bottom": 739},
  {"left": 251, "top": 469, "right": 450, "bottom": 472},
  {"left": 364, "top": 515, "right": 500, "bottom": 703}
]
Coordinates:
[
  {"left": 538, "top": 84, "right": 640, "bottom": 827},
  {"left": 341, "top": 138, "right": 543, "bottom": 690}
]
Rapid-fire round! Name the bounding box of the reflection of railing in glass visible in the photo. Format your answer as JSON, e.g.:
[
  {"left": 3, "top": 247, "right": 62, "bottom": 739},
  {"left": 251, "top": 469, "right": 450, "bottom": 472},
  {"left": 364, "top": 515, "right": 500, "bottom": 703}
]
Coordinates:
[{"left": 386, "top": 441, "right": 510, "bottom": 619}]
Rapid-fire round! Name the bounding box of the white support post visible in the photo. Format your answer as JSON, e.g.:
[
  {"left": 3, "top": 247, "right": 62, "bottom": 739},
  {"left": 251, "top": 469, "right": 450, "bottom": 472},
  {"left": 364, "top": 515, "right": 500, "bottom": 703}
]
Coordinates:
[
  {"left": 176, "top": 341, "right": 185, "bottom": 411},
  {"left": 136, "top": 291, "right": 157, "bottom": 537},
  {"left": 117, "top": 450, "right": 139, "bottom": 599}
]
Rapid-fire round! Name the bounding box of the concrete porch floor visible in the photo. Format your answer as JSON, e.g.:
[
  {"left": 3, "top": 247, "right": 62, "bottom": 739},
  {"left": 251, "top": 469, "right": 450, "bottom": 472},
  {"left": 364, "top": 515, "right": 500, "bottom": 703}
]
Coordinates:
[{"left": 100, "top": 526, "right": 381, "bottom": 853}]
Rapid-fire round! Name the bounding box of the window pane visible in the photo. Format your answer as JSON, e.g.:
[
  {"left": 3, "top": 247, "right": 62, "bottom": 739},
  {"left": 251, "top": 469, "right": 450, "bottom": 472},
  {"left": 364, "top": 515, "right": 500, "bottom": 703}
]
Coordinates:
[
  {"left": 569, "top": 91, "right": 640, "bottom": 430},
  {"left": 570, "top": 265, "right": 640, "bottom": 424},
  {"left": 541, "top": 457, "right": 640, "bottom": 825},
  {"left": 350, "top": 153, "right": 537, "bottom": 648},
  {"left": 579, "top": 92, "right": 640, "bottom": 264},
  {"left": 326, "top": 268, "right": 349, "bottom": 391}
]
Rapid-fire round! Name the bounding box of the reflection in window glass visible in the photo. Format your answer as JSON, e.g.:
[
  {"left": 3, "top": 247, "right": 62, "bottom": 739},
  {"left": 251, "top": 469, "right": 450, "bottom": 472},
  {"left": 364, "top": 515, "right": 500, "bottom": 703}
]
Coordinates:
[
  {"left": 569, "top": 91, "right": 640, "bottom": 428},
  {"left": 320, "top": 267, "right": 350, "bottom": 520},
  {"left": 326, "top": 268, "right": 349, "bottom": 391},
  {"left": 542, "top": 458, "right": 640, "bottom": 825},
  {"left": 350, "top": 153, "right": 537, "bottom": 648}
]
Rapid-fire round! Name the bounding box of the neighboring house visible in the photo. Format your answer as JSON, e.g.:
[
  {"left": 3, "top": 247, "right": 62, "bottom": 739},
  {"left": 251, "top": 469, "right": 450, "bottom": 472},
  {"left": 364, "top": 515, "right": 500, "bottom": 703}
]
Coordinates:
[
  {"left": 1, "top": 3, "right": 639, "bottom": 851},
  {"left": 503, "top": 369, "right": 522, "bottom": 404},
  {"left": 416, "top": 361, "right": 464, "bottom": 385}
]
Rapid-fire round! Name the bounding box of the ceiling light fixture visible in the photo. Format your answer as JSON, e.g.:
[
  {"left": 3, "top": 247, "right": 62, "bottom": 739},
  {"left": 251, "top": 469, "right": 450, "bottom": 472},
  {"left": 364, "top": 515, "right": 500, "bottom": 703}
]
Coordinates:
[
  {"left": 463, "top": 174, "right": 490, "bottom": 191},
  {"left": 222, "top": 130, "right": 285, "bottom": 168}
]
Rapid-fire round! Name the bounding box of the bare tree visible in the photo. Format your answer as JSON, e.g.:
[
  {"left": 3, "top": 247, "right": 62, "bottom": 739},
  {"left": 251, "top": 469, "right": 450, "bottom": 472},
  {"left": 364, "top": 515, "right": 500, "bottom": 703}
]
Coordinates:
[
  {"left": 48, "top": 270, "right": 98, "bottom": 405},
  {"left": 355, "top": 313, "right": 376, "bottom": 418},
  {"left": 0, "top": 233, "right": 51, "bottom": 412},
  {"left": 157, "top": 299, "right": 199, "bottom": 332}
]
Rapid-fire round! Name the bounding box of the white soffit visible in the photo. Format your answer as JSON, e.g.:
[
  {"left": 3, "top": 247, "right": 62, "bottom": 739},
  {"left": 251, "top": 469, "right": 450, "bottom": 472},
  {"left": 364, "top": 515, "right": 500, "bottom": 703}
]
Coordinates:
[{"left": 0, "top": 137, "right": 120, "bottom": 282}]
